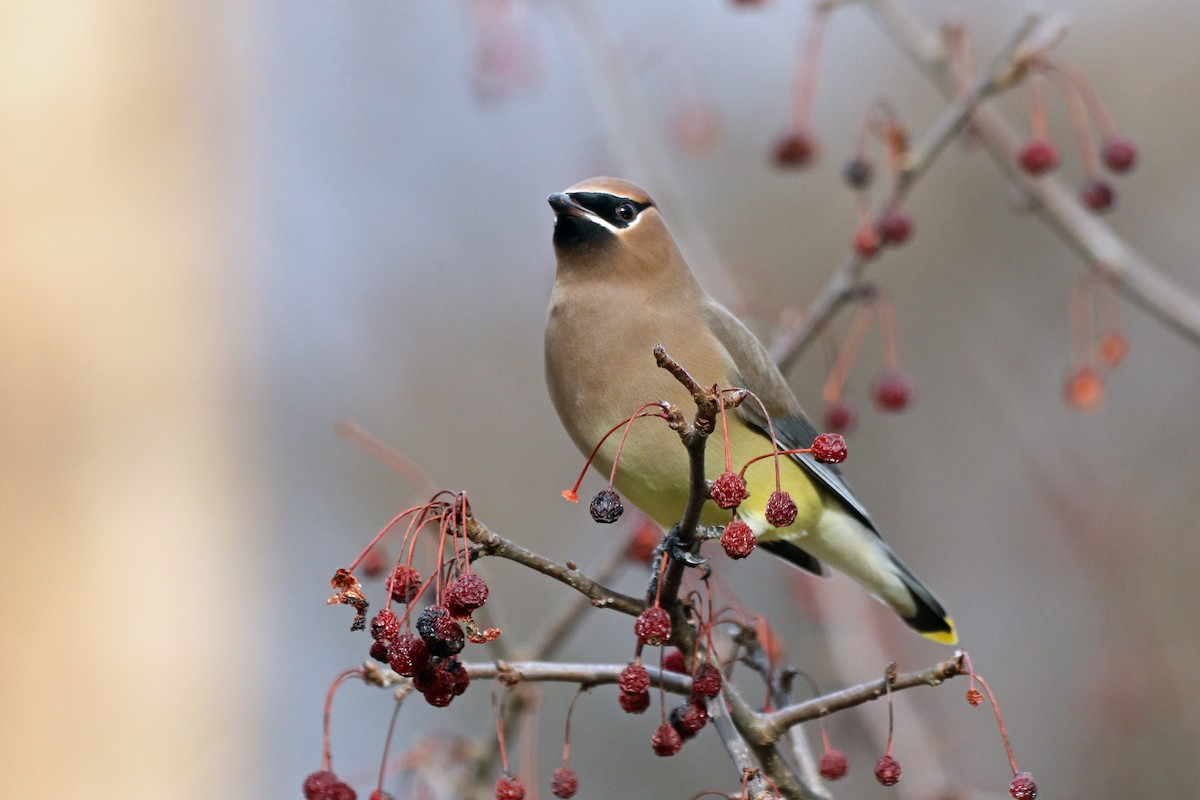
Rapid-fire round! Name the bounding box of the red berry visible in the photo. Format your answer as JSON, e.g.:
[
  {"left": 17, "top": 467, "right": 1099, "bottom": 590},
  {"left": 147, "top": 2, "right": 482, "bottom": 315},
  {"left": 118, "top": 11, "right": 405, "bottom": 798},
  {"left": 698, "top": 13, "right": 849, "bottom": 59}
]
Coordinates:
[
  {"left": 810, "top": 433, "right": 847, "bottom": 464},
  {"left": 1098, "top": 332, "right": 1128, "bottom": 368},
  {"left": 360, "top": 548, "right": 389, "bottom": 580},
  {"left": 550, "top": 766, "right": 579, "bottom": 798},
  {"left": 331, "top": 783, "right": 356, "bottom": 800},
  {"left": 651, "top": 722, "right": 684, "bottom": 756},
  {"left": 619, "top": 662, "right": 651, "bottom": 694},
  {"left": 1009, "top": 771, "right": 1039, "bottom": 799},
  {"left": 625, "top": 519, "right": 660, "bottom": 564},
  {"left": 874, "top": 754, "right": 902, "bottom": 786},
  {"left": 589, "top": 488, "right": 624, "bottom": 523},
  {"left": 720, "top": 518, "right": 756, "bottom": 559},
  {"left": 691, "top": 661, "right": 722, "bottom": 699},
  {"left": 1064, "top": 367, "right": 1104, "bottom": 412},
  {"left": 387, "top": 633, "right": 430, "bottom": 677},
  {"left": 369, "top": 791, "right": 393, "bottom": 800},
  {"left": 618, "top": 689, "right": 651, "bottom": 714},
  {"left": 822, "top": 402, "right": 857, "bottom": 433},
  {"left": 854, "top": 224, "right": 881, "bottom": 258},
  {"left": 1080, "top": 178, "right": 1115, "bottom": 212},
  {"left": 1102, "top": 136, "right": 1138, "bottom": 173},
  {"left": 819, "top": 749, "right": 848, "bottom": 780},
  {"left": 663, "top": 649, "right": 687, "bottom": 674},
  {"left": 1018, "top": 138, "right": 1060, "bottom": 175},
  {"left": 772, "top": 129, "right": 818, "bottom": 168},
  {"left": 368, "top": 640, "right": 389, "bottom": 663},
  {"left": 370, "top": 608, "right": 400, "bottom": 642},
  {"left": 871, "top": 371, "right": 912, "bottom": 411},
  {"left": 843, "top": 157, "right": 874, "bottom": 189},
  {"left": 443, "top": 657, "right": 471, "bottom": 696},
  {"left": 494, "top": 775, "right": 526, "bottom": 800},
  {"left": 877, "top": 209, "right": 913, "bottom": 245},
  {"left": 965, "top": 688, "right": 984, "bottom": 707},
  {"left": 710, "top": 471, "right": 748, "bottom": 509},
  {"left": 634, "top": 606, "right": 672, "bottom": 646},
  {"left": 304, "top": 771, "right": 339, "bottom": 800},
  {"left": 669, "top": 701, "right": 708, "bottom": 736},
  {"left": 765, "top": 490, "right": 798, "bottom": 528},
  {"left": 445, "top": 572, "right": 489, "bottom": 614},
  {"left": 416, "top": 660, "right": 459, "bottom": 707},
  {"left": 386, "top": 565, "right": 422, "bottom": 604}
]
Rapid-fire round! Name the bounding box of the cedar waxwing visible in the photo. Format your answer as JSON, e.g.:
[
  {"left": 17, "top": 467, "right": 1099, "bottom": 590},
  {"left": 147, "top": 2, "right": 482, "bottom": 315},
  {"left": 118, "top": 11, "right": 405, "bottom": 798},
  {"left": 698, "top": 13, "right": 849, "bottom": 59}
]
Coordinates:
[{"left": 544, "top": 177, "right": 956, "bottom": 644}]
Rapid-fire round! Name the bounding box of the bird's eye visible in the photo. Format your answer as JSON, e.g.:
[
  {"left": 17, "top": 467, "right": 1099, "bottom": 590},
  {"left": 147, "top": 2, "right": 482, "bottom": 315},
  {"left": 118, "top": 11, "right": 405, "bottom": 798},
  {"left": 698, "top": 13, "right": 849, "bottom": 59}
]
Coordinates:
[{"left": 615, "top": 202, "right": 637, "bottom": 222}]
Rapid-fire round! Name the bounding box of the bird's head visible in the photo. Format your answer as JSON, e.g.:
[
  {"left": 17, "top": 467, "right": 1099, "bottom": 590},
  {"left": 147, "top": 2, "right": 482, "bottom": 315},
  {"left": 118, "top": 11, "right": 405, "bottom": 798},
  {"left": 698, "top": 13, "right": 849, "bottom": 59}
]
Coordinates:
[{"left": 548, "top": 177, "right": 679, "bottom": 278}]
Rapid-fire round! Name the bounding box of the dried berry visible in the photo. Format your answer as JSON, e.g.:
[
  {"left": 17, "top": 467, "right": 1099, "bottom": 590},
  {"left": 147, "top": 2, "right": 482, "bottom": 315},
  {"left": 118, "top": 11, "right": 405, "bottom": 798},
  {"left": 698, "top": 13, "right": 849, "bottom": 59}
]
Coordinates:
[
  {"left": 772, "top": 129, "right": 817, "bottom": 168},
  {"left": 634, "top": 606, "right": 672, "bottom": 646},
  {"left": 874, "top": 754, "right": 902, "bottom": 786},
  {"left": 368, "top": 640, "right": 389, "bottom": 664},
  {"left": 387, "top": 633, "right": 430, "bottom": 677},
  {"left": 550, "top": 766, "right": 578, "bottom": 798},
  {"left": 663, "top": 649, "right": 687, "bottom": 674},
  {"left": 1064, "top": 367, "right": 1104, "bottom": 412},
  {"left": 720, "top": 518, "right": 756, "bottom": 559},
  {"left": 651, "top": 722, "right": 684, "bottom": 756},
  {"left": 443, "top": 657, "right": 471, "bottom": 696},
  {"left": 818, "top": 749, "right": 848, "bottom": 780},
  {"left": 765, "top": 490, "right": 798, "bottom": 528},
  {"left": 494, "top": 775, "right": 526, "bottom": 800},
  {"left": 304, "top": 771, "right": 340, "bottom": 800},
  {"left": 1080, "top": 178, "right": 1115, "bottom": 212},
  {"left": 810, "top": 433, "right": 847, "bottom": 464},
  {"left": 589, "top": 488, "right": 624, "bottom": 524},
  {"left": 854, "top": 224, "right": 881, "bottom": 258},
  {"left": 445, "top": 572, "right": 489, "bottom": 615},
  {"left": 370, "top": 608, "right": 400, "bottom": 642},
  {"left": 965, "top": 688, "right": 984, "bottom": 707},
  {"left": 1101, "top": 136, "right": 1137, "bottom": 173},
  {"left": 386, "top": 565, "right": 422, "bottom": 604},
  {"left": 669, "top": 701, "right": 708, "bottom": 736},
  {"left": 710, "top": 471, "right": 748, "bottom": 509},
  {"left": 1018, "top": 138, "right": 1060, "bottom": 175},
  {"left": 843, "top": 157, "right": 874, "bottom": 189},
  {"left": 691, "top": 661, "right": 723, "bottom": 699},
  {"left": 416, "top": 605, "right": 465, "bottom": 658},
  {"left": 617, "top": 689, "right": 651, "bottom": 714},
  {"left": 1009, "top": 771, "right": 1038, "bottom": 799},
  {"left": 331, "top": 782, "right": 356, "bottom": 800},
  {"left": 871, "top": 371, "right": 912, "bottom": 411},
  {"left": 822, "top": 402, "right": 856, "bottom": 434},
  {"left": 877, "top": 209, "right": 913, "bottom": 245},
  {"left": 619, "top": 662, "right": 651, "bottom": 695}
]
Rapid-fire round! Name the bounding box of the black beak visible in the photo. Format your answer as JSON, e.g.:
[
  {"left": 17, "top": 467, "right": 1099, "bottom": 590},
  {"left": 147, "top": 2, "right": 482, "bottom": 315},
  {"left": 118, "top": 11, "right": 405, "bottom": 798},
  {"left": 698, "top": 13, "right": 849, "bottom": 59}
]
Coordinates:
[{"left": 548, "top": 192, "right": 588, "bottom": 217}]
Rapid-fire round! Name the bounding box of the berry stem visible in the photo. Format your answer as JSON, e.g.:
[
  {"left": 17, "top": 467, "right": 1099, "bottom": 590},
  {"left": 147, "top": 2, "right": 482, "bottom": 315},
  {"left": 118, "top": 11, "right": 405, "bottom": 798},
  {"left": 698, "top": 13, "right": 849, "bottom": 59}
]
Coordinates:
[
  {"left": 1029, "top": 70, "right": 1050, "bottom": 141},
  {"left": 335, "top": 419, "right": 437, "bottom": 497},
  {"left": 347, "top": 504, "right": 426, "bottom": 573},
  {"left": 882, "top": 664, "right": 896, "bottom": 757},
  {"left": 1046, "top": 58, "right": 1119, "bottom": 138},
  {"left": 375, "top": 690, "right": 408, "bottom": 796},
  {"left": 492, "top": 683, "right": 513, "bottom": 775},
  {"left": 1043, "top": 64, "right": 1101, "bottom": 176},
  {"left": 609, "top": 402, "right": 674, "bottom": 485},
  {"left": 821, "top": 297, "right": 876, "bottom": 404},
  {"left": 1070, "top": 275, "right": 1096, "bottom": 370},
  {"left": 722, "top": 387, "right": 782, "bottom": 491},
  {"left": 789, "top": 8, "right": 829, "bottom": 130},
  {"left": 561, "top": 686, "right": 585, "bottom": 767},
  {"left": 717, "top": 388, "right": 734, "bottom": 473},
  {"left": 562, "top": 406, "right": 667, "bottom": 502},
  {"left": 738, "top": 445, "right": 818, "bottom": 475},
  {"left": 877, "top": 292, "right": 901, "bottom": 372},
  {"left": 972, "top": 672, "right": 1019, "bottom": 774},
  {"left": 321, "top": 667, "right": 364, "bottom": 772}
]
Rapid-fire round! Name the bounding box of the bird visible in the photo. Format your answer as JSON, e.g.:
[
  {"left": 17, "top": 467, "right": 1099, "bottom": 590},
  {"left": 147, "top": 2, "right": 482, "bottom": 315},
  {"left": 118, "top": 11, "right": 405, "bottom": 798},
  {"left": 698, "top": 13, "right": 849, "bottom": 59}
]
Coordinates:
[{"left": 543, "top": 176, "right": 956, "bottom": 644}]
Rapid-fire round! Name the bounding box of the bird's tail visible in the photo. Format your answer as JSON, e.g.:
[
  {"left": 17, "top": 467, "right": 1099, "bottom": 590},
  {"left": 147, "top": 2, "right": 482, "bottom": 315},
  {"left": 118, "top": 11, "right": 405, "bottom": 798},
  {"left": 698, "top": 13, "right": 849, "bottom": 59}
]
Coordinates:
[{"left": 887, "top": 553, "right": 957, "bottom": 644}]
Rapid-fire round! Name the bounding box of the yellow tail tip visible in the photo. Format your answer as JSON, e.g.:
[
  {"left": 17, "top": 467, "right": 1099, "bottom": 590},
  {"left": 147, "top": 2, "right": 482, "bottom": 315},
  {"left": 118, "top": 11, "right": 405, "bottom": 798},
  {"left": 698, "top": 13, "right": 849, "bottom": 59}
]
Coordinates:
[{"left": 920, "top": 616, "right": 958, "bottom": 645}]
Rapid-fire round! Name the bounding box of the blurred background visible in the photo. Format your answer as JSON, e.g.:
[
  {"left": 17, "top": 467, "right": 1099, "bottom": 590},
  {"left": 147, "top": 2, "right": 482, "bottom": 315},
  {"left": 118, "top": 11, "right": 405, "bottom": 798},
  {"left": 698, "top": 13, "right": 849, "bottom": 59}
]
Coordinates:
[{"left": 3, "top": 0, "right": 1198, "bottom": 798}]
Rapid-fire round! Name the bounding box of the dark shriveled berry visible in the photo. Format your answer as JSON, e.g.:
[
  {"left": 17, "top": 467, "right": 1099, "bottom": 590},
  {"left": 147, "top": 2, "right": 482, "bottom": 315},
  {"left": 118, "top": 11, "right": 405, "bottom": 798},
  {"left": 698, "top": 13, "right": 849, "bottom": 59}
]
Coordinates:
[
  {"left": 818, "top": 749, "right": 848, "bottom": 780},
  {"left": 550, "top": 766, "right": 579, "bottom": 798},
  {"left": 416, "top": 605, "right": 465, "bottom": 658},
  {"left": 618, "top": 689, "right": 651, "bottom": 714},
  {"left": 669, "top": 701, "right": 708, "bottom": 736},
  {"left": 765, "top": 490, "right": 798, "bottom": 528},
  {"left": 634, "top": 606, "right": 672, "bottom": 646},
  {"left": 710, "top": 471, "right": 748, "bottom": 509},
  {"left": 304, "top": 771, "right": 340, "bottom": 800},
  {"left": 589, "top": 488, "right": 624, "bottom": 523},
  {"left": 1080, "top": 178, "right": 1115, "bottom": 212},
  {"left": 810, "top": 433, "right": 847, "bottom": 464},
  {"left": 843, "top": 157, "right": 874, "bottom": 189},
  {"left": 1009, "top": 771, "right": 1038, "bottom": 799},
  {"left": 772, "top": 129, "right": 818, "bottom": 168},
  {"left": 651, "top": 722, "right": 684, "bottom": 756},
  {"left": 1018, "top": 138, "right": 1060, "bottom": 175},
  {"left": 720, "top": 518, "right": 756, "bottom": 559},
  {"left": 691, "top": 661, "right": 723, "bottom": 699},
  {"left": 619, "top": 662, "right": 651, "bottom": 694},
  {"left": 874, "top": 754, "right": 902, "bottom": 786},
  {"left": 494, "top": 775, "right": 526, "bottom": 800},
  {"left": 368, "top": 640, "right": 389, "bottom": 664},
  {"left": 445, "top": 572, "right": 489, "bottom": 613}
]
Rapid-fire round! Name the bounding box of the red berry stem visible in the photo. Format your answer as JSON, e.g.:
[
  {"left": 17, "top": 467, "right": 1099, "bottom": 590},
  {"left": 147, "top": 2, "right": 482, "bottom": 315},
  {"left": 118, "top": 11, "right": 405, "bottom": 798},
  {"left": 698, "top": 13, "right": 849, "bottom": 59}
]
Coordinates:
[
  {"left": 1045, "top": 58, "right": 1120, "bottom": 139},
  {"left": 560, "top": 686, "right": 585, "bottom": 769},
  {"left": 942, "top": 19, "right": 977, "bottom": 97},
  {"left": 347, "top": 503, "right": 429, "bottom": 574},
  {"left": 963, "top": 653, "right": 1022, "bottom": 775},
  {"left": 821, "top": 298, "right": 876, "bottom": 405},
  {"left": 492, "top": 683, "right": 514, "bottom": 776},
  {"left": 721, "top": 387, "right": 783, "bottom": 492},
  {"left": 335, "top": 419, "right": 437, "bottom": 497},
  {"left": 374, "top": 691, "right": 407, "bottom": 798},
  {"left": 882, "top": 664, "right": 896, "bottom": 757},
  {"left": 877, "top": 292, "right": 901, "bottom": 373},
  {"left": 1042, "top": 64, "right": 1102, "bottom": 178},
  {"left": 788, "top": 8, "right": 829, "bottom": 132},
  {"left": 321, "top": 667, "right": 365, "bottom": 772},
  {"left": 1029, "top": 70, "right": 1050, "bottom": 141},
  {"left": 1069, "top": 274, "right": 1096, "bottom": 371},
  {"left": 609, "top": 402, "right": 674, "bottom": 486},
  {"left": 561, "top": 405, "right": 667, "bottom": 503}
]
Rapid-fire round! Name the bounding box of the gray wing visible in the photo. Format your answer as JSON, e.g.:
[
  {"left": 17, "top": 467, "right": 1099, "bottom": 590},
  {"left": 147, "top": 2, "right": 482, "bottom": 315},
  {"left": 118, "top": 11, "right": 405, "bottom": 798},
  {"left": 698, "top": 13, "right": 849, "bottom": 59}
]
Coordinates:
[{"left": 701, "top": 300, "right": 878, "bottom": 533}]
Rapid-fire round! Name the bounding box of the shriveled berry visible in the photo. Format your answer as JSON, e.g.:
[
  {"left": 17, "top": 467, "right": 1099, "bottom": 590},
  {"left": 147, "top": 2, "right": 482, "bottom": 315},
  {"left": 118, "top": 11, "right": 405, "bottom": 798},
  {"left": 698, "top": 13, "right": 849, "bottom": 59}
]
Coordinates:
[
  {"left": 550, "top": 766, "right": 578, "bottom": 798},
  {"left": 1098, "top": 332, "right": 1128, "bottom": 367},
  {"left": 494, "top": 775, "right": 526, "bottom": 800},
  {"left": 871, "top": 371, "right": 912, "bottom": 412},
  {"left": 618, "top": 688, "right": 651, "bottom": 714},
  {"left": 772, "top": 129, "right": 817, "bottom": 168},
  {"left": 765, "top": 490, "right": 798, "bottom": 528},
  {"left": 443, "top": 657, "right": 471, "bottom": 696},
  {"left": 877, "top": 209, "right": 913, "bottom": 245},
  {"left": 669, "top": 701, "right": 708, "bottom": 736},
  {"left": 819, "top": 749, "right": 848, "bottom": 780},
  {"left": 331, "top": 782, "right": 356, "bottom": 800},
  {"left": 446, "top": 572, "right": 489, "bottom": 614},
  {"left": 416, "top": 605, "right": 465, "bottom": 658},
  {"left": 854, "top": 224, "right": 881, "bottom": 258},
  {"left": 874, "top": 754, "right": 902, "bottom": 786},
  {"left": 387, "top": 565, "right": 422, "bottom": 604},
  {"left": 1018, "top": 138, "right": 1060, "bottom": 175},
  {"left": 691, "top": 661, "right": 722, "bottom": 699},
  {"left": 1009, "top": 771, "right": 1038, "bottom": 799},
  {"left": 1102, "top": 136, "right": 1137, "bottom": 173},
  {"left": 663, "top": 649, "right": 688, "bottom": 674},
  {"left": 720, "top": 518, "right": 756, "bottom": 559},
  {"left": 823, "top": 401, "right": 856, "bottom": 433},
  {"left": 388, "top": 633, "right": 430, "bottom": 677},
  {"left": 1064, "top": 367, "right": 1104, "bottom": 412},
  {"left": 1080, "top": 178, "right": 1115, "bottom": 212},
  {"left": 368, "top": 640, "right": 389, "bottom": 664},
  {"left": 810, "top": 433, "right": 847, "bottom": 464},
  {"left": 843, "top": 157, "right": 874, "bottom": 189},
  {"left": 619, "top": 662, "right": 651, "bottom": 694},
  {"left": 360, "top": 548, "right": 389, "bottom": 580},
  {"left": 304, "top": 770, "right": 339, "bottom": 800},
  {"left": 710, "top": 471, "right": 748, "bottom": 509},
  {"left": 589, "top": 488, "right": 624, "bottom": 524},
  {"left": 965, "top": 688, "right": 984, "bottom": 707},
  {"left": 651, "top": 722, "right": 684, "bottom": 756},
  {"left": 370, "top": 608, "right": 400, "bottom": 642},
  {"left": 634, "top": 606, "right": 672, "bottom": 646},
  {"left": 417, "top": 661, "right": 458, "bottom": 707}
]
